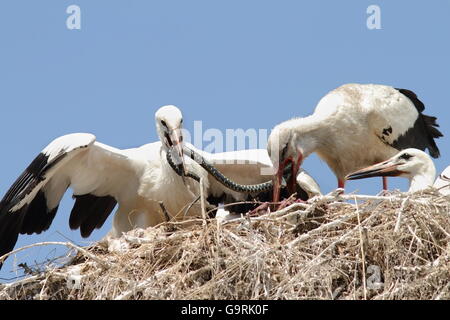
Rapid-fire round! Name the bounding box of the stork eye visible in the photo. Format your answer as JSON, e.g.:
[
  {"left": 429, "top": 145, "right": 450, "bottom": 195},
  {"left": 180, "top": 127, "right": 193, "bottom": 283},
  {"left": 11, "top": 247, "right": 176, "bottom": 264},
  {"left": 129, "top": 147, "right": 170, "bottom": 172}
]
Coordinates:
[
  {"left": 400, "top": 153, "right": 413, "bottom": 160},
  {"left": 161, "top": 120, "right": 167, "bottom": 127}
]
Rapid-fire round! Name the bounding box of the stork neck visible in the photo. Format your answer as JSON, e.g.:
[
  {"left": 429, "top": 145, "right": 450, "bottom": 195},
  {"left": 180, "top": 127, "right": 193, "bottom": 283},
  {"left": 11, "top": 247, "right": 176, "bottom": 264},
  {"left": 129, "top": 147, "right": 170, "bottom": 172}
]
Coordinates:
[
  {"left": 289, "top": 116, "right": 326, "bottom": 157},
  {"left": 409, "top": 166, "right": 436, "bottom": 193}
]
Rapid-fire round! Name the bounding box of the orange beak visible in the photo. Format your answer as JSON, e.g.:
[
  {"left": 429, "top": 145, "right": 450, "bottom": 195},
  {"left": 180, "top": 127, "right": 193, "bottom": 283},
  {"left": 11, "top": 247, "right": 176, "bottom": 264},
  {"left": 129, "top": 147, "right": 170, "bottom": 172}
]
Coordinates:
[
  {"left": 273, "top": 151, "right": 303, "bottom": 203},
  {"left": 168, "top": 128, "right": 186, "bottom": 181},
  {"left": 346, "top": 160, "right": 403, "bottom": 181}
]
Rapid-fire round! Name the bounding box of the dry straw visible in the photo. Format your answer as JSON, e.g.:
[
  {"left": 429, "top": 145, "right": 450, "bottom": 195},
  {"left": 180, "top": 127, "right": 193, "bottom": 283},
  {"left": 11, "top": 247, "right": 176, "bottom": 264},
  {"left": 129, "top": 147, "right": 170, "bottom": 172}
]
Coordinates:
[{"left": 1, "top": 189, "right": 449, "bottom": 300}]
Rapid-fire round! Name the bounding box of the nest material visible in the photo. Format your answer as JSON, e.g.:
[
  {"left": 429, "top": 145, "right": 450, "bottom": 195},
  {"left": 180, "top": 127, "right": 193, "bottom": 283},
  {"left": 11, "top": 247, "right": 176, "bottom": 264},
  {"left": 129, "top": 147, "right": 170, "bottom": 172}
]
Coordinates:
[{"left": 1, "top": 189, "right": 449, "bottom": 300}]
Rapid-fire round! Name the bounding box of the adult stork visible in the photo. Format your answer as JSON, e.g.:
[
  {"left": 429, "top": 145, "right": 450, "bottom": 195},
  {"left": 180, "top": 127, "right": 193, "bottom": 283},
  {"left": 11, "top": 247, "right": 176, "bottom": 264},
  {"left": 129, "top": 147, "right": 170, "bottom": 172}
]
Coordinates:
[
  {"left": 267, "top": 83, "right": 443, "bottom": 202},
  {"left": 346, "top": 148, "right": 450, "bottom": 195}
]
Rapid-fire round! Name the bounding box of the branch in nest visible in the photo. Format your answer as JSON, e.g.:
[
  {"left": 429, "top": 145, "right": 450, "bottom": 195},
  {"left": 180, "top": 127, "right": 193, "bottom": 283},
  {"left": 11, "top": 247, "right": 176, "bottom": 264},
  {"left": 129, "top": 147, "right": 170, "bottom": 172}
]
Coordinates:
[
  {"left": 0, "top": 241, "right": 111, "bottom": 269},
  {"left": 159, "top": 202, "right": 171, "bottom": 222}
]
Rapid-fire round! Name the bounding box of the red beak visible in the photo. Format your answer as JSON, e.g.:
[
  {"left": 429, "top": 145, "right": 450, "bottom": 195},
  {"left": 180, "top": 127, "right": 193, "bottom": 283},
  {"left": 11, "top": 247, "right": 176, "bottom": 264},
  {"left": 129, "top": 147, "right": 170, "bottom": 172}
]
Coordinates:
[
  {"left": 273, "top": 152, "right": 303, "bottom": 203},
  {"left": 168, "top": 128, "right": 186, "bottom": 182},
  {"left": 273, "top": 159, "right": 288, "bottom": 204}
]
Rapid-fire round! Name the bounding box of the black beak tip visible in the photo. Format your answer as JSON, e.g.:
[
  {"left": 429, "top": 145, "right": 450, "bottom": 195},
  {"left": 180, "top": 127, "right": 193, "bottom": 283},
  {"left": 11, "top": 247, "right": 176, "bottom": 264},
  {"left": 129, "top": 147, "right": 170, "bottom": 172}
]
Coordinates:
[
  {"left": 345, "top": 174, "right": 357, "bottom": 181},
  {"left": 345, "top": 172, "right": 373, "bottom": 181}
]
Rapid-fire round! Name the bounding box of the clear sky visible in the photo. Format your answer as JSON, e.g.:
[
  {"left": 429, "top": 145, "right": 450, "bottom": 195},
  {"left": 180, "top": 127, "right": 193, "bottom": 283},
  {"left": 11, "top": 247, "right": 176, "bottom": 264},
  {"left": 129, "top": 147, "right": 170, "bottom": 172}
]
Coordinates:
[{"left": 1, "top": 0, "right": 450, "bottom": 280}]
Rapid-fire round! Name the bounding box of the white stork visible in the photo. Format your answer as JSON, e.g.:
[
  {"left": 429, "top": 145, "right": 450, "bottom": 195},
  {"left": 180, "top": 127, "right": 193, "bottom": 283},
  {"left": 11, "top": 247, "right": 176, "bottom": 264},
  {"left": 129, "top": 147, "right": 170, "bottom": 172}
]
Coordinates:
[
  {"left": 0, "top": 105, "right": 207, "bottom": 262},
  {"left": 267, "top": 83, "right": 443, "bottom": 202},
  {"left": 345, "top": 148, "right": 437, "bottom": 193}
]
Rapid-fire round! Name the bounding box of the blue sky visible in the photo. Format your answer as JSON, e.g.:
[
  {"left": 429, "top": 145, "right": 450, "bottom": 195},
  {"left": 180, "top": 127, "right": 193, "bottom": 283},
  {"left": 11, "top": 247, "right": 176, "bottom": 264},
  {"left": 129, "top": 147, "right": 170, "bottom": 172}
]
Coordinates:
[{"left": 1, "top": 0, "right": 449, "bottom": 280}]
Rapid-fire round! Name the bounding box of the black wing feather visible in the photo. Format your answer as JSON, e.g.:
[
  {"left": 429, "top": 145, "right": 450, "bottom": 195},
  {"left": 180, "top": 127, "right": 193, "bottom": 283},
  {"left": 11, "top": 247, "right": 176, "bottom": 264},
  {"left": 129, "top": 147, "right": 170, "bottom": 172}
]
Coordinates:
[
  {"left": 393, "top": 88, "right": 443, "bottom": 158},
  {"left": 396, "top": 88, "right": 425, "bottom": 112},
  {"left": 69, "top": 194, "right": 117, "bottom": 238},
  {"left": 2, "top": 153, "right": 49, "bottom": 205},
  {"left": 0, "top": 152, "right": 67, "bottom": 267},
  {"left": 0, "top": 207, "right": 26, "bottom": 267},
  {"left": 20, "top": 191, "right": 59, "bottom": 235}
]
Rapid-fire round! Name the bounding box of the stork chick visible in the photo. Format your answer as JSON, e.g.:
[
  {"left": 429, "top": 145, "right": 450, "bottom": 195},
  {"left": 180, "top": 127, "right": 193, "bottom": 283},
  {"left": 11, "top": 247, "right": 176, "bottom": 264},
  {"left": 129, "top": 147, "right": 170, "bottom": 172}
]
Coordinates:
[{"left": 346, "top": 148, "right": 436, "bottom": 193}]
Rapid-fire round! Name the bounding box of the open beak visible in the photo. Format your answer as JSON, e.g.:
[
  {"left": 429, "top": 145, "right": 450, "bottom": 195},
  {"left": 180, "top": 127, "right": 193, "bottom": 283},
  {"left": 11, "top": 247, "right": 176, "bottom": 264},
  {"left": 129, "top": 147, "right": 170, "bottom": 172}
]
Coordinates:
[
  {"left": 273, "top": 160, "right": 287, "bottom": 204},
  {"left": 346, "top": 159, "right": 404, "bottom": 181},
  {"left": 168, "top": 127, "right": 186, "bottom": 182},
  {"left": 273, "top": 152, "right": 303, "bottom": 203}
]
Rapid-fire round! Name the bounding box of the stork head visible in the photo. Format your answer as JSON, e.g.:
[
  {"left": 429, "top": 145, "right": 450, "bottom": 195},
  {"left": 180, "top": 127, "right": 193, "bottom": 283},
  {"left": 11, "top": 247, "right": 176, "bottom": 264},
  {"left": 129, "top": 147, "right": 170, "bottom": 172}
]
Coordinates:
[
  {"left": 155, "top": 105, "right": 186, "bottom": 175},
  {"left": 267, "top": 125, "right": 303, "bottom": 203},
  {"left": 346, "top": 148, "right": 436, "bottom": 192}
]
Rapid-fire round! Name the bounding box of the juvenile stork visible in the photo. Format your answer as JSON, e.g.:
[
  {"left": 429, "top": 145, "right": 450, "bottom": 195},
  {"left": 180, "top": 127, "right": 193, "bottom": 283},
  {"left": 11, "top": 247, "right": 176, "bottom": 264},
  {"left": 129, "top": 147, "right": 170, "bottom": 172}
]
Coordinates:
[
  {"left": 267, "top": 83, "right": 443, "bottom": 202},
  {"left": 346, "top": 148, "right": 450, "bottom": 196},
  {"left": 0, "top": 105, "right": 208, "bottom": 265}
]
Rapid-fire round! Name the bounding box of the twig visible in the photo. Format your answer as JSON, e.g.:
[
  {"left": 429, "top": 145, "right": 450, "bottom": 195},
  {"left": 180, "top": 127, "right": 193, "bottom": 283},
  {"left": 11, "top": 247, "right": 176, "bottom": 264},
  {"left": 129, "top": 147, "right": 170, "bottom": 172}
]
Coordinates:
[
  {"left": 183, "top": 195, "right": 201, "bottom": 217},
  {"left": 114, "top": 266, "right": 178, "bottom": 300},
  {"left": 161, "top": 218, "right": 205, "bottom": 226},
  {"left": 123, "top": 235, "right": 153, "bottom": 245},
  {"left": 286, "top": 210, "right": 361, "bottom": 250},
  {"left": 321, "top": 193, "right": 445, "bottom": 207},
  {"left": 270, "top": 202, "right": 309, "bottom": 218},
  {"left": 294, "top": 202, "right": 382, "bottom": 286},
  {"left": 394, "top": 196, "right": 410, "bottom": 233},
  {"left": 205, "top": 201, "right": 267, "bottom": 216},
  {"left": 199, "top": 178, "right": 207, "bottom": 225},
  {"left": 159, "top": 202, "right": 171, "bottom": 222},
  {"left": 223, "top": 229, "right": 256, "bottom": 250},
  {"left": 124, "top": 229, "right": 199, "bottom": 245},
  {"left": 222, "top": 202, "right": 308, "bottom": 226},
  {"left": 0, "top": 241, "right": 111, "bottom": 269},
  {"left": 435, "top": 282, "right": 450, "bottom": 300},
  {"left": 0, "top": 274, "right": 41, "bottom": 290},
  {"left": 355, "top": 198, "right": 367, "bottom": 300}
]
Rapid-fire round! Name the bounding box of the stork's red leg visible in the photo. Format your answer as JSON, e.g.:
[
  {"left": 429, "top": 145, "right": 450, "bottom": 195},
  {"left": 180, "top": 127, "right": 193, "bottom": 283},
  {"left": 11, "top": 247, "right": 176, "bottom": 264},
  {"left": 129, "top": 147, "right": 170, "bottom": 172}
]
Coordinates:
[
  {"left": 382, "top": 177, "right": 388, "bottom": 190},
  {"left": 338, "top": 179, "right": 345, "bottom": 189}
]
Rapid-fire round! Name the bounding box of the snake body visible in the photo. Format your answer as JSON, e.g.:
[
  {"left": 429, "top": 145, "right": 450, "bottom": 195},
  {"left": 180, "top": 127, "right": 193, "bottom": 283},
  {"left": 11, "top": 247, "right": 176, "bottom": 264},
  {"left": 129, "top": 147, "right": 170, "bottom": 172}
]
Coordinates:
[
  {"left": 166, "top": 146, "right": 289, "bottom": 194},
  {"left": 166, "top": 150, "right": 201, "bottom": 182}
]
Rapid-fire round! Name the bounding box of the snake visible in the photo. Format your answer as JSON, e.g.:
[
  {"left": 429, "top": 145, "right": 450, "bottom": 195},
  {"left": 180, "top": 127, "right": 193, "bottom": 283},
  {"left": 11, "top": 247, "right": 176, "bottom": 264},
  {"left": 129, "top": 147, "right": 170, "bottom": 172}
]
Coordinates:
[{"left": 166, "top": 145, "right": 291, "bottom": 194}]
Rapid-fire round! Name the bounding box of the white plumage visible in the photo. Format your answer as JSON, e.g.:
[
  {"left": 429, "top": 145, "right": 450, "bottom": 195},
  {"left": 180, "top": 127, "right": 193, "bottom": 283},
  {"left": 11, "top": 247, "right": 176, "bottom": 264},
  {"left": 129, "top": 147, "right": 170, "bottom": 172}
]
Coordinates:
[{"left": 267, "top": 83, "right": 442, "bottom": 201}]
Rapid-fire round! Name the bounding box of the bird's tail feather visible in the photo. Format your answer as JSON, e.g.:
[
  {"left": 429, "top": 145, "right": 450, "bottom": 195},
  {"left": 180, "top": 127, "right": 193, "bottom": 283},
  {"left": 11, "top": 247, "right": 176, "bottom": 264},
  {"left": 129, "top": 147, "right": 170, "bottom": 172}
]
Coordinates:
[{"left": 423, "top": 114, "right": 443, "bottom": 158}]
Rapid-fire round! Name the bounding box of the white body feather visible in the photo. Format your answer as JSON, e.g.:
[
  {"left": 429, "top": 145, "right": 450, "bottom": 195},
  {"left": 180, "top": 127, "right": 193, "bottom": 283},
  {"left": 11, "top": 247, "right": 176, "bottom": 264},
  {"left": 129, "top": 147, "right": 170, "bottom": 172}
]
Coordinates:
[
  {"left": 270, "top": 84, "right": 423, "bottom": 180},
  {"left": 433, "top": 166, "right": 450, "bottom": 196}
]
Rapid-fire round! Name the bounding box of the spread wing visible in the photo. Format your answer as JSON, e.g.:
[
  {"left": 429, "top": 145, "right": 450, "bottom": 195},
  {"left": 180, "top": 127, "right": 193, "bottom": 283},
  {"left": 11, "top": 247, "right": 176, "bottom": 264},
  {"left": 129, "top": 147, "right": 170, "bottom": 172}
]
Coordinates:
[{"left": 0, "top": 133, "right": 145, "bottom": 262}]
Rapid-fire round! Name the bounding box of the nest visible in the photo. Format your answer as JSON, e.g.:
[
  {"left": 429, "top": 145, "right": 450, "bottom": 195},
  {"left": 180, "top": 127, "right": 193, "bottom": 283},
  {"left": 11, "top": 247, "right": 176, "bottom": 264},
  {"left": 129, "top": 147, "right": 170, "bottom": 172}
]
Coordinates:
[{"left": 1, "top": 189, "right": 449, "bottom": 300}]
